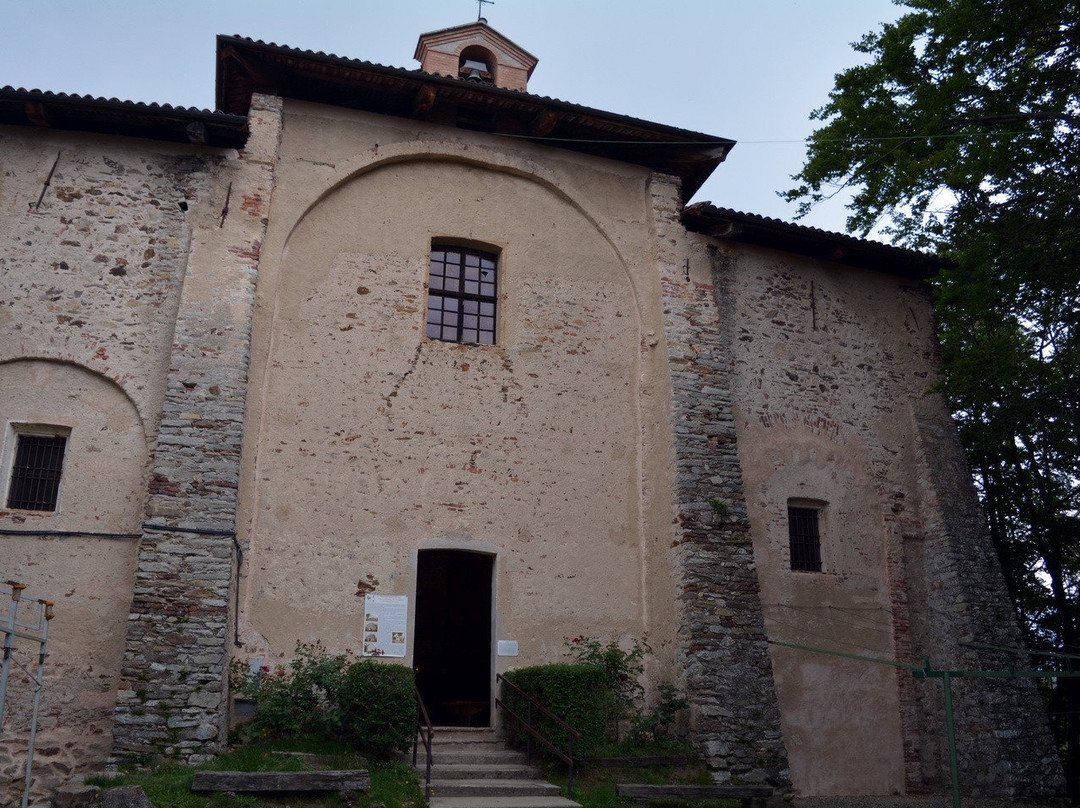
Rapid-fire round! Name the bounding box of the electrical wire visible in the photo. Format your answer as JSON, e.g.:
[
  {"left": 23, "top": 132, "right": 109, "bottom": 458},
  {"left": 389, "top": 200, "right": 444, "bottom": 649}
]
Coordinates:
[
  {"left": 764, "top": 615, "right": 899, "bottom": 658},
  {"left": 495, "top": 128, "right": 1053, "bottom": 147},
  {"left": 762, "top": 602, "right": 896, "bottom": 637},
  {"left": 0, "top": 528, "right": 140, "bottom": 539}
]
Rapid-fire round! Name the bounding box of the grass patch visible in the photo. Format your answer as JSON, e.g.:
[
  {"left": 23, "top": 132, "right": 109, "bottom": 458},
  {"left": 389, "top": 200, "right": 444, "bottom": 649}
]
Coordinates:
[
  {"left": 88, "top": 741, "right": 424, "bottom": 808},
  {"left": 589, "top": 738, "right": 699, "bottom": 761},
  {"left": 536, "top": 742, "right": 716, "bottom": 808}
]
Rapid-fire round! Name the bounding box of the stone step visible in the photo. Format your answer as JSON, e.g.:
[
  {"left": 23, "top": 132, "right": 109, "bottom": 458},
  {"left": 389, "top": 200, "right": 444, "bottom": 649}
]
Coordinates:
[
  {"left": 422, "top": 763, "right": 541, "bottom": 780},
  {"left": 430, "top": 728, "right": 502, "bottom": 743},
  {"left": 429, "top": 779, "right": 561, "bottom": 798},
  {"left": 430, "top": 798, "right": 581, "bottom": 808},
  {"left": 421, "top": 750, "right": 528, "bottom": 766},
  {"left": 430, "top": 740, "right": 512, "bottom": 752},
  {"left": 431, "top": 798, "right": 581, "bottom": 808}
]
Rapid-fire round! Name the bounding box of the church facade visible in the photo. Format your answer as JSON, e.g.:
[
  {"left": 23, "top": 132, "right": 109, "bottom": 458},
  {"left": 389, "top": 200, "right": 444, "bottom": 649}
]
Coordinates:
[{"left": 0, "top": 21, "right": 1061, "bottom": 803}]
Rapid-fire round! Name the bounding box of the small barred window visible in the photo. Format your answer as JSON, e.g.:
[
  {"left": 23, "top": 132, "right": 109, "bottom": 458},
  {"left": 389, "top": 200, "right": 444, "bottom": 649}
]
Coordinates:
[
  {"left": 6, "top": 430, "right": 68, "bottom": 512},
  {"left": 788, "top": 504, "right": 823, "bottom": 572}
]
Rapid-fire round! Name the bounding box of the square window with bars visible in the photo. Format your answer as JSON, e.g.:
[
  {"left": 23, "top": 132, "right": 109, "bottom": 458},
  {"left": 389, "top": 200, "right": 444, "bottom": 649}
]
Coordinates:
[
  {"left": 7, "top": 432, "right": 68, "bottom": 511},
  {"left": 788, "top": 505, "right": 822, "bottom": 572},
  {"left": 426, "top": 247, "right": 497, "bottom": 345}
]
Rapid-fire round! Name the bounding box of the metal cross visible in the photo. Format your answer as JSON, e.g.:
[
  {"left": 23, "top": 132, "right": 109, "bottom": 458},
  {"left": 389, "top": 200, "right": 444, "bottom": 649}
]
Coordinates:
[{"left": 477, "top": 0, "right": 494, "bottom": 21}]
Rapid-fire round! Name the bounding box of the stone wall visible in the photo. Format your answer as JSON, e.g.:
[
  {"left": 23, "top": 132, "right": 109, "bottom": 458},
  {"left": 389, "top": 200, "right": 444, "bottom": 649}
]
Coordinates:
[
  {"left": 110, "top": 95, "right": 282, "bottom": 764},
  {"left": 0, "top": 126, "right": 226, "bottom": 804},
  {"left": 905, "top": 394, "right": 1064, "bottom": 799},
  {"left": 649, "top": 176, "right": 790, "bottom": 788},
  {"left": 710, "top": 232, "right": 1062, "bottom": 798},
  {"left": 0, "top": 128, "right": 211, "bottom": 429}
]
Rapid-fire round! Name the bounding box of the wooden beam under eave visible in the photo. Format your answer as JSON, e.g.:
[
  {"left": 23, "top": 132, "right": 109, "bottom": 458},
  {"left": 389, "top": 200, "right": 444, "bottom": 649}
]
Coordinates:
[
  {"left": 25, "top": 101, "right": 51, "bottom": 127},
  {"left": 413, "top": 85, "right": 437, "bottom": 116},
  {"left": 529, "top": 109, "right": 560, "bottom": 137}
]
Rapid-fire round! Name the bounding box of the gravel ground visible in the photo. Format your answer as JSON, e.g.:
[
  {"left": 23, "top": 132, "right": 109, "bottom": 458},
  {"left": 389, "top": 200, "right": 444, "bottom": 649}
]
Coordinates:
[{"left": 793, "top": 797, "right": 1063, "bottom": 808}]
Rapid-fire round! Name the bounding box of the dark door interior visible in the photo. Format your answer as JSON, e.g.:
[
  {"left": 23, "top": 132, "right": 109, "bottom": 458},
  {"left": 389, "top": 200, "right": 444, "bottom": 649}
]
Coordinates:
[{"left": 413, "top": 550, "right": 493, "bottom": 726}]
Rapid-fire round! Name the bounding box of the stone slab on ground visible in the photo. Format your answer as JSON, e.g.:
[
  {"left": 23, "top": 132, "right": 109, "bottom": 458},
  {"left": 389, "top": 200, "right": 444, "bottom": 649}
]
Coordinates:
[
  {"left": 191, "top": 770, "right": 369, "bottom": 793},
  {"left": 618, "top": 783, "right": 779, "bottom": 808},
  {"left": 101, "top": 786, "right": 153, "bottom": 808},
  {"left": 431, "top": 798, "right": 581, "bottom": 808},
  {"left": 52, "top": 784, "right": 101, "bottom": 808},
  {"left": 793, "top": 796, "right": 1063, "bottom": 808}
]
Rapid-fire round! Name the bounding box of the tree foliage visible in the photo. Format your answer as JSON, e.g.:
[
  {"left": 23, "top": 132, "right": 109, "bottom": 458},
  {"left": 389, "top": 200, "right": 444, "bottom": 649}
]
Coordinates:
[{"left": 786, "top": 0, "right": 1079, "bottom": 797}]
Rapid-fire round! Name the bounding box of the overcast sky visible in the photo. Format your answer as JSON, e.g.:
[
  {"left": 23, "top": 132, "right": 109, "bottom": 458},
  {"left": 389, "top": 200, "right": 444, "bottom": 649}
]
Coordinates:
[{"left": 0, "top": 0, "right": 906, "bottom": 236}]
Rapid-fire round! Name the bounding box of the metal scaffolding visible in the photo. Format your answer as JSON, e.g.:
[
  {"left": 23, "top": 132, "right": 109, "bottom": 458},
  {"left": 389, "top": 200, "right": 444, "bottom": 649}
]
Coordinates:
[{"left": 1, "top": 580, "right": 55, "bottom": 808}]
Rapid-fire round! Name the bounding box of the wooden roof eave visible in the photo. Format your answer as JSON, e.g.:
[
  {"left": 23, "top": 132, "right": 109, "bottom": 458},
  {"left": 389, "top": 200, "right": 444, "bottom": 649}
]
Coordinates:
[
  {"left": 215, "top": 35, "right": 733, "bottom": 200},
  {"left": 682, "top": 203, "right": 953, "bottom": 279}
]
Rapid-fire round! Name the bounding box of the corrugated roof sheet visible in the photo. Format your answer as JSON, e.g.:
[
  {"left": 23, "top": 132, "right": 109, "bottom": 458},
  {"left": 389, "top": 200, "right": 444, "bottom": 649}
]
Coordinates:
[{"left": 0, "top": 85, "right": 248, "bottom": 148}]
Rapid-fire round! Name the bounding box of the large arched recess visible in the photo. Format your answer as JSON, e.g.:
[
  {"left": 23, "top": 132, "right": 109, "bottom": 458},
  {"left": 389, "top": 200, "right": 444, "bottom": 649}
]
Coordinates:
[
  {"left": 0, "top": 358, "right": 148, "bottom": 774},
  {"left": 241, "top": 156, "right": 654, "bottom": 660}
]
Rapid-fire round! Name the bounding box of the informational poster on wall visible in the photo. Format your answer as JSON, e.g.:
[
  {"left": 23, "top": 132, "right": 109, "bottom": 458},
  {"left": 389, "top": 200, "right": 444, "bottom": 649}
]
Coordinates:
[{"left": 363, "top": 594, "right": 408, "bottom": 657}]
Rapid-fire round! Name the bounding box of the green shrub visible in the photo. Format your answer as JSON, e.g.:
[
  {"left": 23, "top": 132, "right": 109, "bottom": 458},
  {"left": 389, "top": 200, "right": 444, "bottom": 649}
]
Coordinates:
[
  {"left": 564, "top": 635, "right": 650, "bottom": 742},
  {"left": 338, "top": 660, "right": 417, "bottom": 759},
  {"left": 501, "top": 663, "right": 607, "bottom": 757},
  {"left": 230, "top": 641, "right": 417, "bottom": 758},
  {"left": 231, "top": 641, "right": 356, "bottom": 739},
  {"left": 627, "top": 681, "right": 690, "bottom": 747}
]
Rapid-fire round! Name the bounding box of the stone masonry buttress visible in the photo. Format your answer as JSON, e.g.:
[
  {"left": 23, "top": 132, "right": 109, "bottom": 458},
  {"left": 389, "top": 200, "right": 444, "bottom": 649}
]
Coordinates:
[
  {"left": 649, "top": 175, "right": 790, "bottom": 789},
  {"left": 110, "top": 94, "right": 282, "bottom": 763}
]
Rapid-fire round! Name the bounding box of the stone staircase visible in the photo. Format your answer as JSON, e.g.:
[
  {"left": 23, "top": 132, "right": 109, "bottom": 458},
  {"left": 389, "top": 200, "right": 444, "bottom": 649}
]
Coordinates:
[{"left": 418, "top": 728, "right": 581, "bottom": 808}]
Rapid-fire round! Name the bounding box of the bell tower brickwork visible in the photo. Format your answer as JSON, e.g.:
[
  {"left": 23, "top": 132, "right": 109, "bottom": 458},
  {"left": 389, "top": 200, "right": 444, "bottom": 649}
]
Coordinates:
[{"left": 414, "top": 21, "right": 537, "bottom": 91}]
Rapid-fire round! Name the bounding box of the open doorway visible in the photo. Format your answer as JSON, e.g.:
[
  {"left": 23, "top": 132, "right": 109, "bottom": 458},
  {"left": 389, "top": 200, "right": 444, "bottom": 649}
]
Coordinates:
[{"left": 413, "top": 549, "right": 493, "bottom": 727}]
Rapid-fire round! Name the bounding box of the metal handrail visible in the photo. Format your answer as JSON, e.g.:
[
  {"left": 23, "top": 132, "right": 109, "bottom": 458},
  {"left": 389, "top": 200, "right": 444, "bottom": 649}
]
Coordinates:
[
  {"left": 495, "top": 673, "right": 580, "bottom": 795},
  {"left": 412, "top": 685, "right": 434, "bottom": 800}
]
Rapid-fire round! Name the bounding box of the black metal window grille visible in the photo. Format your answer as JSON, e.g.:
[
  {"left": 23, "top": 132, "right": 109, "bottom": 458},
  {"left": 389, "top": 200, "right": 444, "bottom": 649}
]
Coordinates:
[
  {"left": 426, "top": 247, "right": 497, "bottom": 345},
  {"left": 7, "top": 433, "right": 67, "bottom": 511},
  {"left": 788, "top": 506, "right": 822, "bottom": 572}
]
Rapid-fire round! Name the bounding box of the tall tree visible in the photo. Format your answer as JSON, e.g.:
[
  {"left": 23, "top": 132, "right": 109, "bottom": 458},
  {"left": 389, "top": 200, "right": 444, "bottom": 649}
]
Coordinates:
[{"left": 785, "top": 0, "right": 1080, "bottom": 797}]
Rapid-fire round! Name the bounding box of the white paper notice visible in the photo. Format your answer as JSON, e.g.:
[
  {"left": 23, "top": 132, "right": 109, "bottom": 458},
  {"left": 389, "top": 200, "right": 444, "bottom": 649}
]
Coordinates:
[
  {"left": 363, "top": 594, "right": 408, "bottom": 657},
  {"left": 497, "top": 640, "right": 519, "bottom": 657}
]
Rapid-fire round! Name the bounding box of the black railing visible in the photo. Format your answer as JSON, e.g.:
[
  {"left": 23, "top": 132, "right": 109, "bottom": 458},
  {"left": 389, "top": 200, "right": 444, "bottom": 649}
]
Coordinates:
[
  {"left": 495, "top": 673, "right": 580, "bottom": 795},
  {"left": 412, "top": 685, "right": 434, "bottom": 799}
]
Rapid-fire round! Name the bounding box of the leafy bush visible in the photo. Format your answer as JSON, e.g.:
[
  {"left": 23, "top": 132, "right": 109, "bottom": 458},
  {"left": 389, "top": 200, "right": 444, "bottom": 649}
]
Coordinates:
[
  {"left": 564, "top": 635, "right": 649, "bottom": 741},
  {"left": 230, "top": 642, "right": 416, "bottom": 759},
  {"left": 338, "top": 660, "right": 416, "bottom": 759},
  {"left": 231, "top": 641, "right": 356, "bottom": 739},
  {"left": 501, "top": 663, "right": 608, "bottom": 757},
  {"left": 627, "top": 681, "right": 689, "bottom": 747}
]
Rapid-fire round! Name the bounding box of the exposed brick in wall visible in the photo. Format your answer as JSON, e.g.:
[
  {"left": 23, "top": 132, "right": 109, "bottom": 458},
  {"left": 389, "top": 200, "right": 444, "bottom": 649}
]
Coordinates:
[
  {"left": 882, "top": 513, "right": 926, "bottom": 793},
  {"left": 649, "top": 176, "right": 790, "bottom": 788},
  {"left": 110, "top": 95, "right": 282, "bottom": 764}
]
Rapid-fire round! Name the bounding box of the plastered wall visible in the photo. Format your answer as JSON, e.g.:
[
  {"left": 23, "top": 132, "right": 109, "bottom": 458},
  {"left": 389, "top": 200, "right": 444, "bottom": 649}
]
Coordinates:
[
  {"left": 716, "top": 242, "right": 932, "bottom": 795},
  {"left": 234, "top": 103, "right": 683, "bottom": 684},
  {"left": 0, "top": 361, "right": 144, "bottom": 803}
]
